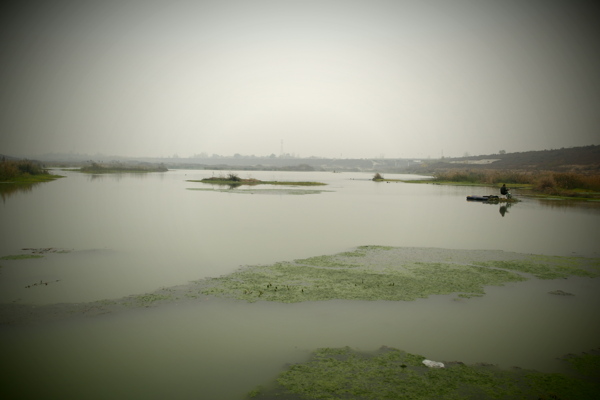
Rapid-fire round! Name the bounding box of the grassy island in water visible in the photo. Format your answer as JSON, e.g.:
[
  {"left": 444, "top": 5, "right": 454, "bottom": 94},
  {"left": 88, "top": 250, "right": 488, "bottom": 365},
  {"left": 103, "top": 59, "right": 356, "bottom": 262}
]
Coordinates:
[{"left": 188, "top": 173, "right": 326, "bottom": 187}]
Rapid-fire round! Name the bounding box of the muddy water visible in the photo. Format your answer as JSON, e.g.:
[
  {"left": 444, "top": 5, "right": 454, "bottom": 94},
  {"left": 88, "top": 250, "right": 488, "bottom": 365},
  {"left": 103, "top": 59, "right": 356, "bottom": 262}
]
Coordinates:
[
  {"left": 1, "top": 170, "right": 599, "bottom": 399},
  {"left": 3, "top": 277, "right": 599, "bottom": 399}
]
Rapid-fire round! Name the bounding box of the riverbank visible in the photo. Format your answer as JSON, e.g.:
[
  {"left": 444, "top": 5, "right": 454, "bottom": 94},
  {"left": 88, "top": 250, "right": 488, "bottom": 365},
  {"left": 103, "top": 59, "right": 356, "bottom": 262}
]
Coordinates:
[
  {"left": 375, "top": 170, "right": 600, "bottom": 201},
  {"left": 0, "top": 159, "right": 64, "bottom": 184}
]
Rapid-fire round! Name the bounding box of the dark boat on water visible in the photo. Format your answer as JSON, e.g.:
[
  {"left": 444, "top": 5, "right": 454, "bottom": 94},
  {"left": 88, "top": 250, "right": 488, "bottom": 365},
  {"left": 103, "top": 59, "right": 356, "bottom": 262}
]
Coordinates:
[{"left": 466, "top": 195, "right": 500, "bottom": 202}]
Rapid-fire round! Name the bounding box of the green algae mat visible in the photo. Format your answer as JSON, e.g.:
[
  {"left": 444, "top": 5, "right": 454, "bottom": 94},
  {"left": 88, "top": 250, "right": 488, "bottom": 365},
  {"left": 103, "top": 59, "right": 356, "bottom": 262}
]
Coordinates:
[
  {"left": 202, "top": 246, "right": 600, "bottom": 303},
  {"left": 187, "top": 187, "right": 330, "bottom": 195},
  {"left": 246, "top": 346, "right": 600, "bottom": 399},
  {"left": 4, "top": 245, "right": 597, "bottom": 324}
]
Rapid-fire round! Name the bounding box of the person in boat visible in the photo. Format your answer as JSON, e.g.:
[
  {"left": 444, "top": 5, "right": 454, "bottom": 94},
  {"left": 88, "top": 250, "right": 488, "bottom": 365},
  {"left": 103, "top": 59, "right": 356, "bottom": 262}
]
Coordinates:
[{"left": 500, "top": 184, "right": 511, "bottom": 199}]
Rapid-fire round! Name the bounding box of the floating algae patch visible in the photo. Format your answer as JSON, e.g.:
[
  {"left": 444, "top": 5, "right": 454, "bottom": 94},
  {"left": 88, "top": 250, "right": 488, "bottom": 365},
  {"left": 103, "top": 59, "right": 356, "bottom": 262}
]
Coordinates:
[
  {"left": 294, "top": 246, "right": 395, "bottom": 268},
  {"left": 247, "top": 346, "right": 600, "bottom": 400},
  {"left": 187, "top": 187, "right": 330, "bottom": 195},
  {"left": 563, "top": 349, "right": 600, "bottom": 380},
  {"left": 0, "top": 254, "right": 44, "bottom": 260},
  {"left": 202, "top": 246, "right": 600, "bottom": 303},
  {"left": 134, "top": 293, "right": 172, "bottom": 304},
  {"left": 202, "top": 261, "right": 519, "bottom": 303},
  {"left": 294, "top": 252, "right": 365, "bottom": 269},
  {"left": 0, "top": 247, "right": 72, "bottom": 260},
  {"left": 20, "top": 247, "right": 72, "bottom": 254},
  {"left": 473, "top": 256, "right": 600, "bottom": 280}
]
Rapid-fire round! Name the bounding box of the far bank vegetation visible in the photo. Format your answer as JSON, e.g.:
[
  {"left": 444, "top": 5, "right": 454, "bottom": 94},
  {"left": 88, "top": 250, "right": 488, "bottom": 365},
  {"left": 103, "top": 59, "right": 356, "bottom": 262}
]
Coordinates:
[
  {"left": 0, "top": 159, "right": 61, "bottom": 183},
  {"left": 79, "top": 162, "right": 168, "bottom": 173},
  {"left": 429, "top": 169, "right": 600, "bottom": 198}
]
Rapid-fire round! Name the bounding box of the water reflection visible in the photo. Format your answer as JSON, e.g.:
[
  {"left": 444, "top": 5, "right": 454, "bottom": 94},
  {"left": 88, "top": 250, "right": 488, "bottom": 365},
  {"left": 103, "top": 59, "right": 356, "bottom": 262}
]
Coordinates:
[
  {"left": 465, "top": 197, "right": 517, "bottom": 217},
  {"left": 1, "top": 170, "right": 600, "bottom": 399},
  {"left": 85, "top": 172, "right": 154, "bottom": 182},
  {"left": 0, "top": 182, "right": 42, "bottom": 202},
  {"left": 499, "top": 202, "right": 513, "bottom": 217},
  {"left": 535, "top": 197, "right": 600, "bottom": 211}
]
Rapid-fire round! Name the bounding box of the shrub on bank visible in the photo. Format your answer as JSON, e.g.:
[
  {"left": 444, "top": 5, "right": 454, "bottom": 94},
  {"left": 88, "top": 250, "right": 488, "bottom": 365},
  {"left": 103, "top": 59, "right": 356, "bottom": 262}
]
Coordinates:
[
  {"left": 0, "top": 160, "right": 48, "bottom": 181},
  {"left": 534, "top": 172, "right": 600, "bottom": 193},
  {"left": 431, "top": 168, "right": 600, "bottom": 197},
  {"left": 534, "top": 175, "right": 557, "bottom": 194},
  {"left": 432, "top": 169, "right": 531, "bottom": 185},
  {"left": 227, "top": 173, "right": 241, "bottom": 182}
]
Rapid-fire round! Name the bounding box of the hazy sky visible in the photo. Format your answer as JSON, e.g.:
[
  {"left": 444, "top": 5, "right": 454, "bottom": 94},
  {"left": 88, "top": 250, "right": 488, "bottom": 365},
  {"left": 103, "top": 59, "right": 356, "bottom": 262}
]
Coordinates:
[{"left": 1, "top": 0, "right": 599, "bottom": 159}]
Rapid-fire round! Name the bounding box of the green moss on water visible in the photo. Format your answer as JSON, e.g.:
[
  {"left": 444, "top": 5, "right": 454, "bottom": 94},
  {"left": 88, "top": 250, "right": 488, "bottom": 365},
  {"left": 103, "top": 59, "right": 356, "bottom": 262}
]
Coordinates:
[
  {"left": 563, "top": 351, "right": 600, "bottom": 379},
  {"left": 294, "top": 254, "right": 362, "bottom": 268},
  {"left": 248, "top": 347, "right": 600, "bottom": 400},
  {"left": 203, "top": 247, "right": 600, "bottom": 303},
  {"left": 204, "top": 255, "right": 525, "bottom": 303},
  {"left": 189, "top": 178, "right": 326, "bottom": 186},
  {"left": 474, "top": 257, "right": 599, "bottom": 280},
  {"left": 135, "top": 294, "right": 172, "bottom": 304},
  {"left": 357, "top": 245, "right": 395, "bottom": 251},
  {"left": 524, "top": 372, "right": 597, "bottom": 400},
  {"left": 187, "top": 188, "right": 329, "bottom": 195},
  {"left": 0, "top": 254, "right": 45, "bottom": 260}
]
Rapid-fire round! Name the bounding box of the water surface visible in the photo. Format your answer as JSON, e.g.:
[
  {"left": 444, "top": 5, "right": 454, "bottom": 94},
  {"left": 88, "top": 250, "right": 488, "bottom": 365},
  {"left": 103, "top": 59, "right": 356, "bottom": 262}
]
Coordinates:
[{"left": 1, "top": 170, "right": 599, "bottom": 399}]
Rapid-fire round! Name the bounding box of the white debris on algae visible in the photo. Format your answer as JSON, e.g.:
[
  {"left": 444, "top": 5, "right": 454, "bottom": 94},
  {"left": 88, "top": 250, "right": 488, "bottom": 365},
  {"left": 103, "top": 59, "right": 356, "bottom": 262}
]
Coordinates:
[{"left": 422, "top": 359, "right": 445, "bottom": 368}]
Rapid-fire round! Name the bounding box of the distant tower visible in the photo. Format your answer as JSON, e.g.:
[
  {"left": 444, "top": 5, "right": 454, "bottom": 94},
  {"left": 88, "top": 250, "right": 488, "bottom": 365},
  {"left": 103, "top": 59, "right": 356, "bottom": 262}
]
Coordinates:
[{"left": 280, "top": 140, "right": 284, "bottom": 156}]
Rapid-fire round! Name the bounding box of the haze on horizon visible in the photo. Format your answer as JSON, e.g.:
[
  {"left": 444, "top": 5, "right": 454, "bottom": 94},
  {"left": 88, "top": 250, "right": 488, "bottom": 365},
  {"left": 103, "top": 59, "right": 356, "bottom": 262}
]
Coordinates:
[{"left": 1, "top": 0, "right": 599, "bottom": 160}]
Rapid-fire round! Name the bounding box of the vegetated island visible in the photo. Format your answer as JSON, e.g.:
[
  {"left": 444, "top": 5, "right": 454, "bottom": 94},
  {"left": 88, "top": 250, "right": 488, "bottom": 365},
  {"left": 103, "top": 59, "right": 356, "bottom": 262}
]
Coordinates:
[
  {"left": 78, "top": 162, "right": 168, "bottom": 174},
  {"left": 188, "top": 173, "right": 326, "bottom": 187},
  {"left": 0, "top": 159, "right": 64, "bottom": 184}
]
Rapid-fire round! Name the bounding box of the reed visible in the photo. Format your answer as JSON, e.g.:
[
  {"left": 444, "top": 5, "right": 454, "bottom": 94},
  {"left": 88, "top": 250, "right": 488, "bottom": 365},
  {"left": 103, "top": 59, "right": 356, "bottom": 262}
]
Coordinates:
[
  {"left": 432, "top": 169, "right": 532, "bottom": 185},
  {"left": 431, "top": 168, "right": 600, "bottom": 197}
]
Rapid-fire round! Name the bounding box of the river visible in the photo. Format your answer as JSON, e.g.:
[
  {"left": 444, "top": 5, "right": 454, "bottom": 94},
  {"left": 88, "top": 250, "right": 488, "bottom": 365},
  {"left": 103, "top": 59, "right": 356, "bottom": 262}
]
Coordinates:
[{"left": 1, "top": 169, "right": 599, "bottom": 399}]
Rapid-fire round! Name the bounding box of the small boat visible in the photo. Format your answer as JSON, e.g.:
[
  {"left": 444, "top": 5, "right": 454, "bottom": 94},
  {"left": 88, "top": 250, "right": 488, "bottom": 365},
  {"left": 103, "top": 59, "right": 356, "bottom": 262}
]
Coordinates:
[{"left": 466, "top": 195, "right": 499, "bottom": 202}]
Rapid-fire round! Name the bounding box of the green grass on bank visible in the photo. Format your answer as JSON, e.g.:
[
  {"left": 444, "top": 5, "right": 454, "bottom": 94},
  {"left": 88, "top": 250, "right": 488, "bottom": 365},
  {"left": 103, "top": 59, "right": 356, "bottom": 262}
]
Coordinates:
[
  {"left": 0, "top": 159, "right": 63, "bottom": 183},
  {"left": 372, "top": 170, "right": 600, "bottom": 200}
]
